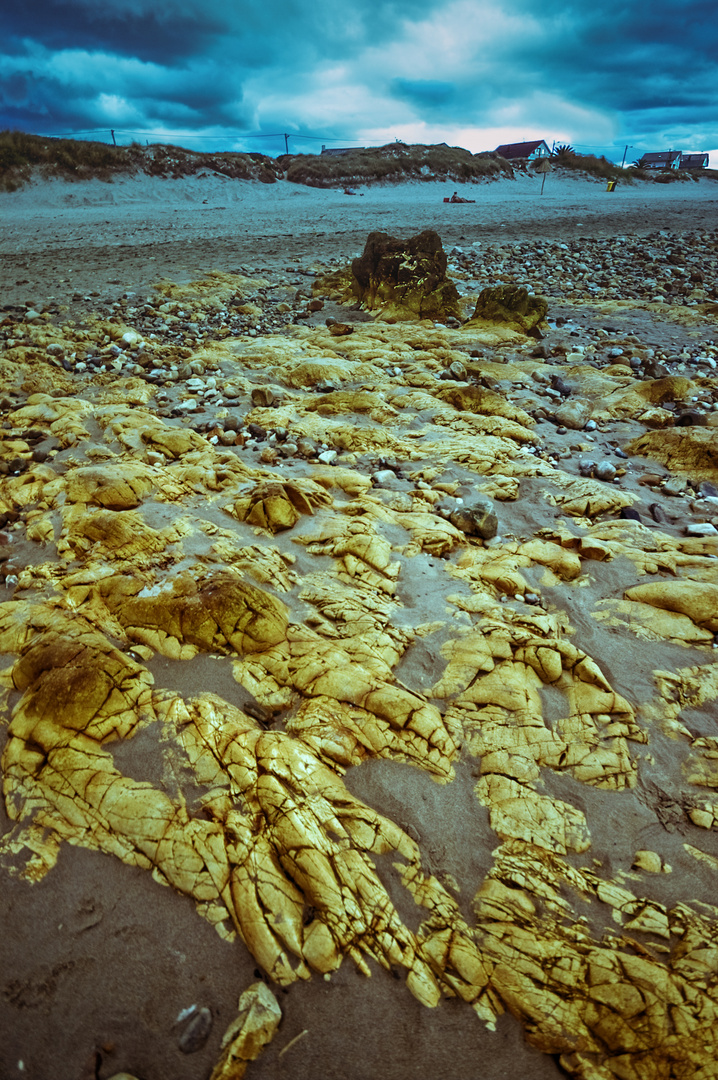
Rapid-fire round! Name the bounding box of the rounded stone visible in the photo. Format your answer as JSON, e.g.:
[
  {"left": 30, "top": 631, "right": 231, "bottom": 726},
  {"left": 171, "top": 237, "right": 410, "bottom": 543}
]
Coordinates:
[
  {"left": 632, "top": 850, "right": 662, "bottom": 873},
  {"left": 554, "top": 399, "right": 593, "bottom": 430},
  {"left": 450, "top": 496, "right": 498, "bottom": 540},
  {"left": 595, "top": 461, "right": 617, "bottom": 482},
  {"left": 178, "top": 1007, "right": 213, "bottom": 1054}
]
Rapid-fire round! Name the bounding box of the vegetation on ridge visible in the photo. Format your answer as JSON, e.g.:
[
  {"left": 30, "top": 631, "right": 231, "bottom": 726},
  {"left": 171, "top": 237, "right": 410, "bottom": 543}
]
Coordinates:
[
  {"left": 544, "top": 148, "right": 627, "bottom": 182},
  {"left": 280, "top": 142, "right": 514, "bottom": 187},
  {"left": 0, "top": 130, "right": 282, "bottom": 191},
  {"left": 1, "top": 129, "right": 714, "bottom": 192}
]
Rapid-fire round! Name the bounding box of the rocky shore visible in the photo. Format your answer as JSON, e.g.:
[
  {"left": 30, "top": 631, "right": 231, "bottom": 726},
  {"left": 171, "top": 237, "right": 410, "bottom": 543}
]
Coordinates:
[{"left": 1, "top": 211, "right": 718, "bottom": 1080}]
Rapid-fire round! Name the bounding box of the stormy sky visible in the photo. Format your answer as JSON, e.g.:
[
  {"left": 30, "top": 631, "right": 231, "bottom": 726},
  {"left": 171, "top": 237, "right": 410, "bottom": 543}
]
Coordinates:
[{"left": 2, "top": 0, "right": 716, "bottom": 162}]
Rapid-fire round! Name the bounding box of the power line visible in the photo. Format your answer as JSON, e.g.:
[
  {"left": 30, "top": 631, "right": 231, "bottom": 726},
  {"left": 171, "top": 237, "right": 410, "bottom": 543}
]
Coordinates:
[
  {"left": 31, "top": 127, "right": 355, "bottom": 143},
  {"left": 33, "top": 128, "right": 112, "bottom": 137}
]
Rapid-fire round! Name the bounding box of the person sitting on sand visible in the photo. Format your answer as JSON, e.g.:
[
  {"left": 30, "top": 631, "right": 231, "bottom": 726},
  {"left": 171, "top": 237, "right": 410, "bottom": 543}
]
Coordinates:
[{"left": 450, "top": 190, "right": 471, "bottom": 203}]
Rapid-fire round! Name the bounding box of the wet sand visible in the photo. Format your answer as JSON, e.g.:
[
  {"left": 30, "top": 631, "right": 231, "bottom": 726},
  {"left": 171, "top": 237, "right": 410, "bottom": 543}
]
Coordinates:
[{"left": 2, "top": 172, "right": 717, "bottom": 307}]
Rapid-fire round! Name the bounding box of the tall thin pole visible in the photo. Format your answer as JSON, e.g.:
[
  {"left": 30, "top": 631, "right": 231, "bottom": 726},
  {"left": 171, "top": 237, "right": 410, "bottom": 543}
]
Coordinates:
[
  {"left": 620, "top": 144, "right": 630, "bottom": 168},
  {"left": 284, "top": 133, "right": 289, "bottom": 154},
  {"left": 111, "top": 129, "right": 116, "bottom": 146}
]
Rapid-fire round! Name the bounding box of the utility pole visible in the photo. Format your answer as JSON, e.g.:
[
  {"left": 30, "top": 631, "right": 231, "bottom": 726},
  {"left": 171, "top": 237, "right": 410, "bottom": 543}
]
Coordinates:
[
  {"left": 284, "top": 133, "right": 289, "bottom": 154},
  {"left": 111, "top": 129, "right": 116, "bottom": 146},
  {"left": 620, "top": 144, "right": 631, "bottom": 168}
]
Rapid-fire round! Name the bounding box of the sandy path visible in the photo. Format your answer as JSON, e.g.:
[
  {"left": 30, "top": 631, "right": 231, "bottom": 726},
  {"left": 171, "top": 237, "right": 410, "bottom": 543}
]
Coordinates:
[{"left": 2, "top": 173, "right": 718, "bottom": 305}]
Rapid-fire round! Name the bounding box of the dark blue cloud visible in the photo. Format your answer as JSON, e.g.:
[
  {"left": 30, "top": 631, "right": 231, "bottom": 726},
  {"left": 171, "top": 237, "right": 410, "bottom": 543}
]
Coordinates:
[
  {"left": 391, "top": 80, "right": 457, "bottom": 109},
  {"left": 4, "top": 0, "right": 223, "bottom": 63},
  {"left": 1, "top": 0, "right": 716, "bottom": 158}
]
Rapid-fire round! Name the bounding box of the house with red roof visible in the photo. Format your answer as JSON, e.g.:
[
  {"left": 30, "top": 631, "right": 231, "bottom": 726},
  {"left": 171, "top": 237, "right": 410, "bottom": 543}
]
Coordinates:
[{"left": 494, "top": 139, "right": 551, "bottom": 161}]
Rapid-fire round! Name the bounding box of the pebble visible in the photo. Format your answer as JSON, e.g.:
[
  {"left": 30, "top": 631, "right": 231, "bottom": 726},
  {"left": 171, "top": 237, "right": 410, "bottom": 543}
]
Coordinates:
[
  {"left": 178, "top": 1007, "right": 213, "bottom": 1054},
  {"left": 650, "top": 503, "right": 668, "bottom": 523},
  {"left": 554, "top": 399, "right": 593, "bottom": 430},
  {"left": 450, "top": 496, "right": 498, "bottom": 540},
  {"left": 663, "top": 478, "right": 686, "bottom": 497},
  {"left": 578, "top": 459, "right": 596, "bottom": 477},
  {"left": 676, "top": 409, "right": 707, "bottom": 426},
  {"left": 686, "top": 523, "right": 718, "bottom": 537},
  {"left": 550, "top": 375, "right": 570, "bottom": 396},
  {"left": 373, "top": 469, "right": 399, "bottom": 485},
  {"left": 595, "top": 461, "right": 617, "bottom": 481},
  {"left": 632, "top": 850, "right": 663, "bottom": 874},
  {"left": 317, "top": 450, "right": 338, "bottom": 464},
  {"left": 251, "top": 387, "right": 277, "bottom": 407}
]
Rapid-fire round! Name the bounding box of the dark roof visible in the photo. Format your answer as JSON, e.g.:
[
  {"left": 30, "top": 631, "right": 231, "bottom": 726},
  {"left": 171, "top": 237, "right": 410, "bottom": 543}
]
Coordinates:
[
  {"left": 494, "top": 140, "right": 549, "bottom": 159},
  {"left": 320, "top": 146, "right": 364, "bottom": 156},
  {"left": 680, "top": 153, "right": 709, "bottom": 168},
  {"left": 641, "top": 151, "right": 681, "bottom": 164}
]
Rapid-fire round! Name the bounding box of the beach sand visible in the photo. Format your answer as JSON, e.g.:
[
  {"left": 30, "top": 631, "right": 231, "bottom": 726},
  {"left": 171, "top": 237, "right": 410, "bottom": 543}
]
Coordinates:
[
  {"left": 2, "top": 171, "right": 718, "bottom": 305},
  {"left": 1, "top": 172, "right": 718, "bottom": 1080}
]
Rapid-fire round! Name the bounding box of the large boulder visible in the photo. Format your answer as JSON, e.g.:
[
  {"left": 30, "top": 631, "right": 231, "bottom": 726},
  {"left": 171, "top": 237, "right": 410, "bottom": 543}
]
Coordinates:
[
  {"left": 626, "top": 428, "right": 718, "bottom": 482},
  {"left": 467, "top": 284, "right": 548, "bottom": 334},
  {"left": 624, "top": 581, "right": 718, "bottom": 632},
  {"left": 554, "top": 398, "right": 594, "bottom": 430},
  {"left": 351, "top": 230, "right": 461, "bottom": 322}
]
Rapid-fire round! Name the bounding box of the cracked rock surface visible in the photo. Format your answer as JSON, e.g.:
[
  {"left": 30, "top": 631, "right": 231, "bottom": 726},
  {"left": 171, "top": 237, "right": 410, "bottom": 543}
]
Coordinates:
[{"left": 2, "top": 215, "right": 718, "bottom": 1080}]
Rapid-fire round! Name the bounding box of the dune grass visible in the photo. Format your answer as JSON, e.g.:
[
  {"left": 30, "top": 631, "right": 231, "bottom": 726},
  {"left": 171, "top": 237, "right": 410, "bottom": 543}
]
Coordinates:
[
  {"left": 544, "top": 149, "right": 628, "bottom": 183},
  {"left": 629, "top": 162, "right": 717, "bottom": 183},
  {"left": 0, "top": 130, "right": 282, "bottom": 191},
  {"left": 3, "top": 129, "right": 712, "bottom": 192},
  {"left": 281, "top": 142, "right": 514, "bottom": 187},
  {"left": 0, "top": 131, "right": 137, "bottom": 190}
]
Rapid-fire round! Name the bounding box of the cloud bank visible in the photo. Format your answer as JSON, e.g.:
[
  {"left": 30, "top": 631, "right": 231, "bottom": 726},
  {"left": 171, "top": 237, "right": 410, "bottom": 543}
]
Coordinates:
[{"left": 2, "top": 0, "right": 716, "bottom": 162}]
